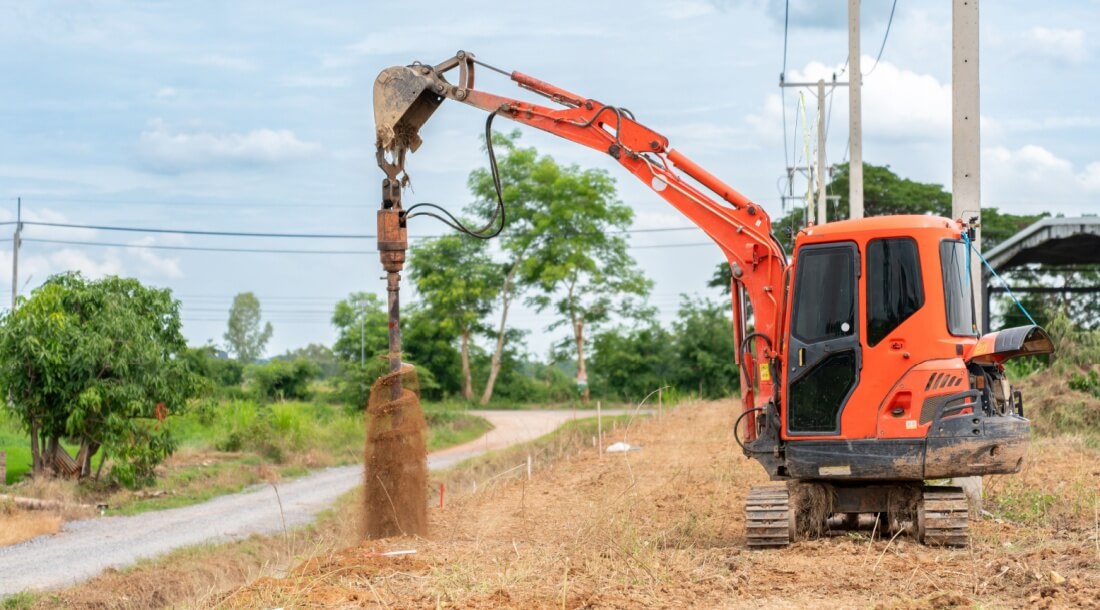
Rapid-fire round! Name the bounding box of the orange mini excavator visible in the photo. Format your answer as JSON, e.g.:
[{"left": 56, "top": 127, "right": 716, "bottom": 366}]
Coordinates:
[{"left": 372, "top": 52, "right": 1054, "bottom": 547}]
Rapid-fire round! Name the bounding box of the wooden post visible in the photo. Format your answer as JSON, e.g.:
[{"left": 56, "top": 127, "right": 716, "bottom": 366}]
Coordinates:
[
  {"left": 0, "top": 451, "right": 6, "bottom": 486},
  {"left": 597, "top": 401, "right": 603, "bottom": 458}
]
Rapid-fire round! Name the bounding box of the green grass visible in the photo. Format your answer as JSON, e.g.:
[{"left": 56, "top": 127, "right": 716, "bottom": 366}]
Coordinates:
[
  {"left": 0, "top": 592, "right": 37, "bottom": 610},
  {"left": 0, "top": 410, "right": 103, "bottom": 485},
  {"left": 1, "top": 398, "right": 491, "bottom": 516}
]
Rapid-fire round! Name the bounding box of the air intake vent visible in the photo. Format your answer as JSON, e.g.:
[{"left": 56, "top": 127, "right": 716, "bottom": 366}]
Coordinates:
[{"left": 925, "top": 372, "right": 963, "bottom": 391}]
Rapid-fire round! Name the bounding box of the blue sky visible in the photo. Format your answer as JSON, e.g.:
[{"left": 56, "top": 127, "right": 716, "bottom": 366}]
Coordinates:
[{"left": 1, "top": 1, "right": 1098, "bottom": 358}]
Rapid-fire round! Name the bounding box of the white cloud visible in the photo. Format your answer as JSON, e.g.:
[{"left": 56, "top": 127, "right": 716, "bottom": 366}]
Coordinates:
[
  {"left": 186, "top": 54, "right": 256, "bottom": 71},
  {"left": 128, "top": 236, "right": 183, "bottom": 278},
  {"left": 139, "top": 120, "right": 322, "bottom": 173},
  {"left": 1021, "top": 27, "right": 1087, "bottom": 64},
  {"left": 786, "top": 57, "right": 951, "bottom": 142},
  {"left": 983, "top": 144, "right": 1100, "bottom": 214},
  {"left": 156, "top": 87, "right": 177, "bottom": 98}
]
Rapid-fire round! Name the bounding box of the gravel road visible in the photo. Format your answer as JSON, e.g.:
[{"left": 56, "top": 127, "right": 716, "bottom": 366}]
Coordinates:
[{"left": 0, "top": 409, "right": 631, "bottom": 596}]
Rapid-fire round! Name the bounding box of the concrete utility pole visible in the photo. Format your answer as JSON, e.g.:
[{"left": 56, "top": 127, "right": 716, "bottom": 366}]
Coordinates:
[
  {"left": 848, "top": 0, "right": 864, "bottom": 219},
  {"left": 11, "top": 198, "right": 21, "bottom": 311},
  {"left": 951, "top": 0, "right": 983, "bottom": 515},
  {"left": 815, "top": 79, "right": 828, "bottom": 225},
  {"left": 952, "top": 0, "right": 982, "bottom": 328}
]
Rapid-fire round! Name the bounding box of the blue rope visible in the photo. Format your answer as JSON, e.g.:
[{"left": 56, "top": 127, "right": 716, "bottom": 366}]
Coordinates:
[{"left": 964, "top": 232, "right": 1038, "bottom": 326}]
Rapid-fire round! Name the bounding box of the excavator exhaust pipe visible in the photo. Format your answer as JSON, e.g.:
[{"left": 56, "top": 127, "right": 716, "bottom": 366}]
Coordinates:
[{"left": 373, "top": 65, "right": 441, "bottom": 154}]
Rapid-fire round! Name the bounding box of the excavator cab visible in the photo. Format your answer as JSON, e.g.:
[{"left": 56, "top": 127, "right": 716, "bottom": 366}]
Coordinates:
[{"left": 741, "top": 215, "right": 1054, "bottom": 547}]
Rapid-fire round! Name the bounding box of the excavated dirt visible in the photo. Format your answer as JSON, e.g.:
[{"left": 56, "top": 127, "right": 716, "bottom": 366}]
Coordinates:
[
  {"left": 363, "top": 366, "right": 428, "bottom": 539},
  {"left": 223, "top": 399, "right": 1100, "bottom": 609}
]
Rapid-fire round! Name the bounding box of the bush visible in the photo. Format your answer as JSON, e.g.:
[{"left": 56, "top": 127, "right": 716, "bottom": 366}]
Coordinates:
[
  {"left": 247, "top": 359, "right": 322, "bottom": 402},
  {"left": 335, "top": 359, "right": 439, "bottom": 410}
]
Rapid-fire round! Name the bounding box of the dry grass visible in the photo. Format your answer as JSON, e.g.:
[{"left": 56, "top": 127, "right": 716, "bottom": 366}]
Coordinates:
[
  {"left": 0, "top": 510, "right": 62, "bottom": 547},
  {"left": 22, "top": 399, "right": 1100, "bottom": 609},
  {"left": 217, "top": 400, "right": 1100, "bottom": 610}
]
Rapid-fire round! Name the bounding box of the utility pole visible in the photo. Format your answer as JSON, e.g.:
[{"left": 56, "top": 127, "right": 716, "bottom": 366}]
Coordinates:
[
  {"left": 816, "top": 79, "right": 827, "bottom": 225},
  {"left": 951, "top": 0, "right": 983, "bottom": 515},
  {"left": 11, "top": 198, "right": 21, "bottom": 311},
  {"left": 780, "top": 79, "right": 848, "bottom": 226},
  {"left": 952, "top": 0, "right": 981, "bottom": 328},
  {"left": 358, "top": 299, "right": 365, "bottom": 365},
  {"left": 848, "top": 0, "right": 864, "bottom": 219}
]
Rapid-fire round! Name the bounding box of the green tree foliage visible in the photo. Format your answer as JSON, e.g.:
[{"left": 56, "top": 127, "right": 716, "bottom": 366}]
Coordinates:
[
  {"left": 670, "top": 297, "right": 740, "bottom": 399},
  {"left": 408, "top": 235, "right": 502, "bottom": 400},
  {"left": 246, "top": 359, "right": 322, "bottom": 401},
  {"left": 773, "top": 162, "right": 952, "bottom": 251},
  {"left": 331, "top": 292, "right": 389, "bottom": 363},
  {"left": 467, "top": 130, "right": 650, "bottom": 403},
  {"left": 331, "top": 294, "right": 456, "bottom": 402},
  {"left": 184, "top": 345, "right": 244, "bottom": 388},
  {"left": 589, "top": 319, "right": 675, "bottom": 402},
  {"left": 223, "top": 292, "right": 273, "bottom": 362},
  {"left": 0, "top": 272, "right": 202, "bottom": 487},
  {"left": 278, "top": 343, "right": 341, "bottom": 379},
  {"left": 590, "top": 298, "right": 739, "bottom": 401}
]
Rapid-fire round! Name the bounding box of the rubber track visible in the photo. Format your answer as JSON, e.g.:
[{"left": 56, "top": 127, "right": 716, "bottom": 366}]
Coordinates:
[
  {"left": 919, "top": 486, "right": 969, "bottom": 547},
  {"left": 746, "top": 485, "right": 792, "bottom": 548}
]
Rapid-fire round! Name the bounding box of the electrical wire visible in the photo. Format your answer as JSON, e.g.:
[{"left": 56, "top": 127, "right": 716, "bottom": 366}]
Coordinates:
[
  {"left": 22, "top": 238, "right": 378, "bottom": 255},
  {"left": 864, "top": 0, "right": 899, "bottom": 77},
  {"left": 20, "top": 221, "right": 373, "bottom": 240},
  {"left": 403, "top": 111, "right": 505, "bottom": 239}
]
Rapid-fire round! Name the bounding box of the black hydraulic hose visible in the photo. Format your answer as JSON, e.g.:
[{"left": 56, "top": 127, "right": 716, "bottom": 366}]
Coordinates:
[
  {"left": 733, "top": 407, "right": 765, "bottom": 453},
  {"left": 403, "top": 112, "right": 507, "bottom": 239}
]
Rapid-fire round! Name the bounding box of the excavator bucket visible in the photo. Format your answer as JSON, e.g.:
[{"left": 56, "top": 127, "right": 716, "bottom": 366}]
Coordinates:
[{"left": 373, "top": 65, "right": 442, "bottom": 154}]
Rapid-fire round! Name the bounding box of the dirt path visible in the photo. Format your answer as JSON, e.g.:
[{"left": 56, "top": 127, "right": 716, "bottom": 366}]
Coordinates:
[
  {"left": 223, "top": 400, "right": 1100, "bottom": 609},
  {"left": 0, "top": 409, "right": 619, "bottom": 597}
]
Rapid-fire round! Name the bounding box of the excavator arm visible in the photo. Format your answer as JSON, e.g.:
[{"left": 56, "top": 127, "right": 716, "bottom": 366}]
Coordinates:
[{"left": 374, "top": 51, "right": 787, "bottom": 438}]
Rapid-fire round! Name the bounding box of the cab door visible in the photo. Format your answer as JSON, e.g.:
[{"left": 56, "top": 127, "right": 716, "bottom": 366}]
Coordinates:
[{"left": 785, "top": 242, "right": 861, "bottom": 436}]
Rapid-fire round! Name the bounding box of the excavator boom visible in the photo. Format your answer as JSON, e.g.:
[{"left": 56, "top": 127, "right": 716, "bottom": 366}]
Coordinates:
[{"left": 375, "top": 51, "right": 787, "bottom": 435}]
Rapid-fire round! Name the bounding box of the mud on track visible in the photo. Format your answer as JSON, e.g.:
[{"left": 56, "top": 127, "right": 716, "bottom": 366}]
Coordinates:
[{"left": 224, "top": 400, "right": 1100, "bottom": 609}]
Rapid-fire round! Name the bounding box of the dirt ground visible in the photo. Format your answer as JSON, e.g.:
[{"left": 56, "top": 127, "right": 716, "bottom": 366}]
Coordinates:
[{"left": 219, "top": 400, "right": 1100, "bottom": 609}]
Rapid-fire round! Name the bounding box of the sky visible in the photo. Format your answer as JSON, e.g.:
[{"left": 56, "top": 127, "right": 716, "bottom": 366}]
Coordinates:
[{"left": 1, "top": 0, "right": 1098, "bottom": 360}]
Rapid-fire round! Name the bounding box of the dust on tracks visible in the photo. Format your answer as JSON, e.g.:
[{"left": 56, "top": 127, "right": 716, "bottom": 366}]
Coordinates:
[{"left": 221, "top": 400, "right": 1100, "bottom": 609}]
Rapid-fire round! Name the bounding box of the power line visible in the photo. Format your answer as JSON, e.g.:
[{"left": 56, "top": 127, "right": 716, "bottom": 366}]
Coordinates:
[
  {"left": 18, "top": 197, "right": 364, "bottom": 210},
  {"left": 21, "top": 221, "right": 374, "bottom": 240},
  {"left": 864, "top": 0, "right": 899, "bottom": 77},
  {"left": 23, "top": 238, "right": 378, "bottom": 256},
  {"left": 18, "top": 220, "right": 703, "bottom": 241}
]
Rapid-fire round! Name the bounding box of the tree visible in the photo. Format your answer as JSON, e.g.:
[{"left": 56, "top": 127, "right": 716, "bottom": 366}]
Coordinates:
[
  {"left": 331, "top": 292, "right": 389, "bottom": 363},
  {"left": 670, "top": 297, "right": 740, "bottom": 399},
  {"left": 279, "top": 343, "right": 340, "bottom": 379},
  {"left": 467, "top": 130, "right": 650, "bottom": 403},
  {"left": 224, "top": 292, "right": 273, "bottom": 362},
  {"left": 247, "top": 359, "right": 322, "bottom": 401},
  {"left": 590, "top": 319, "right": 675, "bottom": 402},
  {"left": 408, "top": 235, "right": 501, "bottom": 400},
  {"left": 773, "top": 162, "right": 953, "bottom": 251},
  {"left": 0, "top": 272, "right": 202, "bottom": 487},
  {"left": 330, "top": 294, "right": 458, "bottom": 401}
]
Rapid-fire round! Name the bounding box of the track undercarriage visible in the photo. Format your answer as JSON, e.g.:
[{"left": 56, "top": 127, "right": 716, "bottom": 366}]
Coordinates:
[{"left": 745, "top": 482, "right": 969, "bottom": 548}]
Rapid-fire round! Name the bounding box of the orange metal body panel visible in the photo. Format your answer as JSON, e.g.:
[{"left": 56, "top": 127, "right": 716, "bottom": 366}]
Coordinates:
[{"left": 781, "top": 215, "right": 976, "bottom": 441}]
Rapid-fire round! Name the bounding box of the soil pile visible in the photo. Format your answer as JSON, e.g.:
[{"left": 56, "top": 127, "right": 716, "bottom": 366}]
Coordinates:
[{"left": 363, "top": 364, "right": 427, "bottom": 539}]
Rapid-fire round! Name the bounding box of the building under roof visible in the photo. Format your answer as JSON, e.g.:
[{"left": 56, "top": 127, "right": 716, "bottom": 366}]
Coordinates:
[{"left": 982, "top": 216, "right": 1100, "bottom": 331}]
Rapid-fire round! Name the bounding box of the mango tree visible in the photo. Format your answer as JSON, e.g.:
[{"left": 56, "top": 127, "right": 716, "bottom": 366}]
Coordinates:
[{"left": 0, "top": 272, "right": 202, "bottom": 487}]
